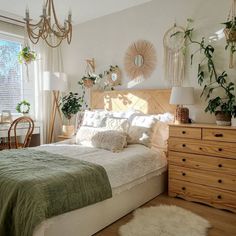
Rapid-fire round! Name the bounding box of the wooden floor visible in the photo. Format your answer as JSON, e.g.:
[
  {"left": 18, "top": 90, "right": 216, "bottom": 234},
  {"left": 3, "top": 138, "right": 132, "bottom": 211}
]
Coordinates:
[{"left": 95, "top": 193, "right": 236, "bottom": 236}]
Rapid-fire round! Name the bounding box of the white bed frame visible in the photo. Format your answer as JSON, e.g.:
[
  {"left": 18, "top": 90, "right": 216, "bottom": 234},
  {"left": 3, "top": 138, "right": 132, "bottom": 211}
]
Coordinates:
[
  {"left": 34, "top": 89, "right": 174, "bottom": 236},
  {"left": 34, "top": 172, "right": 166, "bottom": 236}
]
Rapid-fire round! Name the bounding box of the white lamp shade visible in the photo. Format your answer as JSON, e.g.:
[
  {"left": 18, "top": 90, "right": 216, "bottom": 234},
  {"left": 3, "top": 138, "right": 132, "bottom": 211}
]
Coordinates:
[
  {"left": 170, "top": 87, "right": 195, "bottom": 105},
  {"left": 43, "top": 71, "right": 68, "bottom": 92}
]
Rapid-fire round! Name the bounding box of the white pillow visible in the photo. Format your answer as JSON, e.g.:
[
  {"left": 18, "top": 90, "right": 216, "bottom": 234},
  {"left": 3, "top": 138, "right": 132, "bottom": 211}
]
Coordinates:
[
  {"left": 76, "top": 126, "right": 127, "bottom": 152},
  {"left": 81, "top": 110, "right": 109, "bottom": 127},
  {"left": 76, "top": 126, "right": 105, "bottom": 146},
  {"left": 127, "top": 115, "right": 157, "bottom": 147},
  {"left": 109, "top": 109, "right": 143, "bottom": 122},
  {"left": 104, "top": 117, "right": 129, "bottom": 132},
  {"left": 91, "top": 130, "right": 127, "bottom": 152},
  {"left": 152, "top": 112, "right": 174, "bottom": 123}
]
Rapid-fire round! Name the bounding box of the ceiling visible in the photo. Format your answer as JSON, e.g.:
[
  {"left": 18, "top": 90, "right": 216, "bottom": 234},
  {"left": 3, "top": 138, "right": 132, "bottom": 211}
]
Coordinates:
[{"left": 0, "top": 0, "right": 152, "bottom": 25}]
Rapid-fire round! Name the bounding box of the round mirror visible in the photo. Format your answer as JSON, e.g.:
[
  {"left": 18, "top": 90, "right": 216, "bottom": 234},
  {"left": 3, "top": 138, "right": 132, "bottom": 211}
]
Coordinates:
[
  {"left": 111, "top": 73, "right": 117, "bottom": 81},
  {"left": 134, "top": 54, "right": 144, "bottom": 67}
]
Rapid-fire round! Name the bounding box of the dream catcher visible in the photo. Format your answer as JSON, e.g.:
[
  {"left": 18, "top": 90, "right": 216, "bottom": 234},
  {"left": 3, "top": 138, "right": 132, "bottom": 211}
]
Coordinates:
[
  {"left": 224, "top": 0, "right": 236, "bottom": 68},
  {"left": 163, "top": 24, "right": 186, "bottom": 86}
]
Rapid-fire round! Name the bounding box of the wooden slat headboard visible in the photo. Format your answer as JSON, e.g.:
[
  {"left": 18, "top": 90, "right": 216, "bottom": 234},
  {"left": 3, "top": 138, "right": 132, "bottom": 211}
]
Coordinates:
[{"left": 90, "top": 89, "right": 175, "bottom": 114}]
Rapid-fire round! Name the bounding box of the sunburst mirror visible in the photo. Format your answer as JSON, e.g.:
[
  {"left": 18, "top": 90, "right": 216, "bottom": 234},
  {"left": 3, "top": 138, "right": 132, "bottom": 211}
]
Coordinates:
[{"left": 124, "top": 40, "right": 157, "bottom": 80}]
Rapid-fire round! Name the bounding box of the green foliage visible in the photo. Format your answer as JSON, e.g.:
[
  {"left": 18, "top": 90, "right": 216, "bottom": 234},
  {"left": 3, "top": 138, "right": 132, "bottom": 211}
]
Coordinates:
[
  {"left": 182, "top": 20, "right": 235, "bottom": 114},
  {"left": 18, "top": 46, "right": 36, "bottom": 64},
  {"left": 16, "top": 100, "right": 30, "bottom": 114},
  {"left": 60, "top": 92, "right": 85, "bottom": 120}
]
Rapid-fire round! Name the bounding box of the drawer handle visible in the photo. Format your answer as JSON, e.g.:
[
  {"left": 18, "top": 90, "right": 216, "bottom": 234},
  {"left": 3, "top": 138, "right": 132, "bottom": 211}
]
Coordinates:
[
  {"left": 182, "top": 144, "right": 186, "bottom": 147},
  {"left": 199, "top": 147, "right": 202, "bottom": 150},
  {"left": 218, "top": 164, "right": 223, "bottom": 168},
  {"left": 218, "top": 148, "right": 223, "bottom": 152},
  {"left": 182, "top": 172, "right": 186, "bottom": 176},
  {"left": 215, "top": 133, "right": 223, "bottom": 137},
  {"left": 182, "top": 158, "right": 186, "bottom": 162},
  {"left": 218, "top": 179, "right": 222, "bottom": 183},
  {"left": 182, "top": 131, "right": 186, "bottom": 134},
  {"left": 217, "top": 195, "right": 222, "bottom": 199},
  {"left": 182, "top": 187, "right": 186, "bottom": 191}
]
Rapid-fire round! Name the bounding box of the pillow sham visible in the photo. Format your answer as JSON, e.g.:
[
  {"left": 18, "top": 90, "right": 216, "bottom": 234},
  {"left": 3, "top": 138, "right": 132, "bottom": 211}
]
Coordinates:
[
  {"left": 91, "top": 130, "right": 127, "bottom": 152},
  {"left": 127, "top": 115, "right": 157, "bottom": 147},
  {"left": 104, "top": 117, "right": 129, "bottom": 132},
  {"left": 81, "top": 110, "right": 109, "bottom": 128}
]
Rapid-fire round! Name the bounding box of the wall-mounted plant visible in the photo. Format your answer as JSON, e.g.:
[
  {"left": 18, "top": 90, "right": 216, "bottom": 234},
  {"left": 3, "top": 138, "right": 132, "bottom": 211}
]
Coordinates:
[
  {"left": 174, "top": 19, "right": 235, "bottom": 125},
  {"left": 79, "top": 73, "right": 102, "bottom": 88},
  {"left": 104, "top": 65, "right": 121, "bottom": 87},
  {"left": 16, "top": 100, "right": 30, "bottom": 115}
]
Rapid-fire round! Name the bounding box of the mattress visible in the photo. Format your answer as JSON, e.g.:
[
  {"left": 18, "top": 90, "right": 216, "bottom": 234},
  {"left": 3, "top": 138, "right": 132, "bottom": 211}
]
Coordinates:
[{"left": 35, "top": 143, "right": 167, "bottom": 195}]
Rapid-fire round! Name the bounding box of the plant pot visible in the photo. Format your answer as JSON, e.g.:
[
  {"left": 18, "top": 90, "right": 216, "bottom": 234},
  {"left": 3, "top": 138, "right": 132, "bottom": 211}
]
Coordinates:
[
  {"left": 224, "top": 28, "right": 236, "bottom": 42},
  {"left": 232, "top": 117, "right": 236, "bottom": 126},
  {"left": 83, "top": 79, "right": 94, "bottom": 88},
  {"left": 215, "top": 111, "right": 231, "bottom": 126},
  {"left": 62, "top": 125, "right": 75, "bottom": 137}
]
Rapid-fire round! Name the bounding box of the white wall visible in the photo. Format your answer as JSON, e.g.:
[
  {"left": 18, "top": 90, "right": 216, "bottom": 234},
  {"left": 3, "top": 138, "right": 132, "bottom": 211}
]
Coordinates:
[{"left": 62, "top": 0, "right": 236, "bottom": 123}]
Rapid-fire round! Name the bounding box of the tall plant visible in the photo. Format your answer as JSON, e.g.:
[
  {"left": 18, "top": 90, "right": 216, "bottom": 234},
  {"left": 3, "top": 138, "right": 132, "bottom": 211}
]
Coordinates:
[{"left": 175, "top": 19, "right": 235, "bottom": 115}]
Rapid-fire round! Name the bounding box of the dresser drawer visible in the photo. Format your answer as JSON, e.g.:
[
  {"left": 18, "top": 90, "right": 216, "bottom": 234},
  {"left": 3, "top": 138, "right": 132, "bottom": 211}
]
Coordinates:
[
  {"left": 169, "top": 165, "right": 236, "bottom": 192},
  {"left": 203, "top": 128, "right": 236, "bottom": 143},
  {"left": 168, "top": 151, "right": 236, "bottom": 175},
  {"left": 168, "top": 137, "right": 236, "bottom": 159},
  {"left": 169, "top": 179, "right": 236, "bottom": 212},
  {"left": 169, "top": 126, "right": 201, "bottom": 139}
]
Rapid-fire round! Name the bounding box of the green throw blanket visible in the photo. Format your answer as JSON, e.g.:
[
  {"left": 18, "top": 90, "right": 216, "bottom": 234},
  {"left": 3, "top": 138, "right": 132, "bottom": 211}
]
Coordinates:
[{"left": 0, "top": 149, "right": 112, "bottom": 236}]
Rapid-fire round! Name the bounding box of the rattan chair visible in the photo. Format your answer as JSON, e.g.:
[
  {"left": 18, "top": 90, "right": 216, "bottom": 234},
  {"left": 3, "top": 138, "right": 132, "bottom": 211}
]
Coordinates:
[{"left": 0, "top": 116, "right": 34, "bottom": 150}]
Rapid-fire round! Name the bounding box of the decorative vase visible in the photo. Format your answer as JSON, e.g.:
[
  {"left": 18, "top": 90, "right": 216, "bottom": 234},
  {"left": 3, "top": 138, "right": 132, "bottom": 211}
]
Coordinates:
[
  {"left": 215, "top": 111, "right": 231, "bottom": 126},
  {"left": 224, "top": 28, "right": 236, "bottom": 42},
  {"left": 231, "top": 117, "right": 236, "bottom": 126},
  {"left": 62, "top": 125, "right": 75, "bottom": 137}
]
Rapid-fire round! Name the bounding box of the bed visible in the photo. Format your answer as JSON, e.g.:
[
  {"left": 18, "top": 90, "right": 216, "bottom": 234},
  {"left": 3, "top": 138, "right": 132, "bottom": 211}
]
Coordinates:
[{"left": 0, "top": 89, "right": 175, "bottom": 236}]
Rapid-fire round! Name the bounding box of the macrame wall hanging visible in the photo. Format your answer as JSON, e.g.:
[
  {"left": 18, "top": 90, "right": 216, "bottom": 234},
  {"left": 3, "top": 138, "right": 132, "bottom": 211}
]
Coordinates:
[
  {"left": 163, "top": 24, "right": 186, "bottom": 86},
  {"left": 224, "top": 0, "right": 236, "bottom": 68}
]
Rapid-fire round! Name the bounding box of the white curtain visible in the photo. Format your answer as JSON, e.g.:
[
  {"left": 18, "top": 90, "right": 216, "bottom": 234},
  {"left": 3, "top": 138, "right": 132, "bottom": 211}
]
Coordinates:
[{"left": 33, "top": 41, "right": 64, "bottom": 144}]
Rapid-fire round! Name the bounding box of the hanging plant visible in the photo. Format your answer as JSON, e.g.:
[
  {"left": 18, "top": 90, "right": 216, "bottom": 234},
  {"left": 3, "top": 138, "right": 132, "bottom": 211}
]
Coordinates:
[
  {"left": 79, "top": 73, "right": 101, "bottom": 88},
  {"left": 16, "top": 100, "right": 31, "bottom": 114},
  {"left": 18, "top": 46, "right": 36, "bottom": 65}
]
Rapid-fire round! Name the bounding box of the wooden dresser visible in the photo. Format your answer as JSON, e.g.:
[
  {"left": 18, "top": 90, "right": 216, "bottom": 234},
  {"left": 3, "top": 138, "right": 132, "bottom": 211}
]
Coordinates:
[{"left": 168, "top": 123, "right": 236, "bottom": 213}]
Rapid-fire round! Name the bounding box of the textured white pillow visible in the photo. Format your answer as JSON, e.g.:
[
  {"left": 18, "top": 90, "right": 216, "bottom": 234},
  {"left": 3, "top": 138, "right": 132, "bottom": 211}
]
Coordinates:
[
  {"left": 105, "top": 117, "right": 129, "bottom": 132},
  {"left": 127, "top": 115, "right": 157, "bottom": 147},
  {"left": 110, "top": 109, "right": 143, "bottom": 122},
  {"left": 152, "top": 112, "right": 174, "bottom": 123},
  {"left": 76, "top": 126, "right": 105, "bottom": 146},
  {"left": 81, "top": 110, "right": 109, "bottom": 127},
  {"left": 91, "top": 130, "right": 127, "bottom": 152}
]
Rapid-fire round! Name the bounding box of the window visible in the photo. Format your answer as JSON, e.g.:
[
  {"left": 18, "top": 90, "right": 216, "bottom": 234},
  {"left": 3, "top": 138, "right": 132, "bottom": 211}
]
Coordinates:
[{"left": 0, "top": 34, "right": 35, "bottom": 115}]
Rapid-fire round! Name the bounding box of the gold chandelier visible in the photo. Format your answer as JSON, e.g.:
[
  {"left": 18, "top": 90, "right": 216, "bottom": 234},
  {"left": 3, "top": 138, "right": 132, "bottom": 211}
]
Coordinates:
[{"left": 24, "top": 0, "right": 72, "bottom": 48}]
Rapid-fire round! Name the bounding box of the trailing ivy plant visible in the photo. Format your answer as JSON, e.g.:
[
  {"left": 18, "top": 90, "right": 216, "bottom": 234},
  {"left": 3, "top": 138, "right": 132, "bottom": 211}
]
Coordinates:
[{"left": 174, "top": 19, "right": 235, "bottom": 115}]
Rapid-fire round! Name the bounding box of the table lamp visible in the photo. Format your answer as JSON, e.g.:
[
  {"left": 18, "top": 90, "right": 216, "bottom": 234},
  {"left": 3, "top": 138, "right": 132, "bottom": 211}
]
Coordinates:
[
  {"left": 169, "top": 87, "right": 195, "bottom": 124},
  {"left": 43, "top": 71, "right": 68, "bottom": 143}
]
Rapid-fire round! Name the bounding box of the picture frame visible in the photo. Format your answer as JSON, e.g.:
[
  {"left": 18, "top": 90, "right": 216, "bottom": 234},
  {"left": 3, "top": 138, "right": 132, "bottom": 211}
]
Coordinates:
[{"left": 1, "top": 110, "right": 12, "bottom": 124}]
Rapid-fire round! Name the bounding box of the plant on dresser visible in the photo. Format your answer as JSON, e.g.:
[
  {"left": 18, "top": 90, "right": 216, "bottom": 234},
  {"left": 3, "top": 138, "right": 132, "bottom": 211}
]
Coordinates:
[{"left": 168, "top": 123, "right": 236, "bottom": 213}]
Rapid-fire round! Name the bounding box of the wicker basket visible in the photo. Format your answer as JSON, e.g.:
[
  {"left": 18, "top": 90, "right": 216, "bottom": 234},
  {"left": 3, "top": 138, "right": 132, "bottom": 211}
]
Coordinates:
[{"left": 224, "top": 28, "right": 236, "bottom": 42}]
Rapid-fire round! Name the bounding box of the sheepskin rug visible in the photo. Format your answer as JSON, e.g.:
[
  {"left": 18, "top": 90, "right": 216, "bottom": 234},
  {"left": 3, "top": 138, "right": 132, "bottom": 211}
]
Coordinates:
[{"left": 119, "top": 205, "right": 211, "bottom": 236}]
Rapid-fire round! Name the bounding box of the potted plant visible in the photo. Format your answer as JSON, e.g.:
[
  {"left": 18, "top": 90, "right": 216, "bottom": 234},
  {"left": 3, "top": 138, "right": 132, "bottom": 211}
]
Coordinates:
[
  {"left": 80, "top": 73, "right": 100, "bottom": 88},
  {"left": 16, "top": 100, "right": 30, "bottom": 115},
  {"left": 60, "top": 92, "right": 85, "bottom": 137},
  {"left": 176, "top": 19, "right": 235, "bottom": 125}
]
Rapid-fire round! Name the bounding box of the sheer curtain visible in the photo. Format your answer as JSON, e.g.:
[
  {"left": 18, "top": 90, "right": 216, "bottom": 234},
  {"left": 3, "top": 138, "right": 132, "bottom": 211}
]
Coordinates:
[{"left": 33, "top": 41, "right": 64, "bottom": 144}]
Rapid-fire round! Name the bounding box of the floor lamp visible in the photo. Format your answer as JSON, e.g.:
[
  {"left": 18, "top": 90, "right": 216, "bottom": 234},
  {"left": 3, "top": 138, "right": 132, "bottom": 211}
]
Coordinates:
[{"left": 43, "top": 71, "right": 68, "bottom": 143}]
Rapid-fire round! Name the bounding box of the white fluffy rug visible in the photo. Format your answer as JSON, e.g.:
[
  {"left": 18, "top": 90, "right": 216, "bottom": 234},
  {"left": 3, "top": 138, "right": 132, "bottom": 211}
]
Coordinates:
[{"left": 119, "top": 205, "right": 211, "bottom": 236}]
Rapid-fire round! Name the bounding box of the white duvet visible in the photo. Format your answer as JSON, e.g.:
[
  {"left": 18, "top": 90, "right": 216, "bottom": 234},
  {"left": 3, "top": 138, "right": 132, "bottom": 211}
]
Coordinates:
[{"left": 35, "top": 143, "right": 167, "bottom": 195}]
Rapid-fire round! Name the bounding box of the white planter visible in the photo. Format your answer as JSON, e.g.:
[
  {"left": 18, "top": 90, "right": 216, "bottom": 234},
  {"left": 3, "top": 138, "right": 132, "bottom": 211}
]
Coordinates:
[
  {"left": 62, "top": 125, "right": 75, "bottom": 137},
  {"left": 231, "top": 117, "right": 236, "bottom": 126}
]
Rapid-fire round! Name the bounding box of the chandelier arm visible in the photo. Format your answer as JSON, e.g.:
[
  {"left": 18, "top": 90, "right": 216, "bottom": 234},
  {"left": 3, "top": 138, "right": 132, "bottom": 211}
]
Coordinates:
[{"left": 51, "top": 0, "right": 66, "bottom": 31}]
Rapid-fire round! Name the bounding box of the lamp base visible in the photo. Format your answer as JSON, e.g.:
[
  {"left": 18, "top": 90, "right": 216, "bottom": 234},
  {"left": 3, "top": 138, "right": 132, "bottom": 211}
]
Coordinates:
[{"left": 175, "top": 107, "right": 189, "bottom": 124}]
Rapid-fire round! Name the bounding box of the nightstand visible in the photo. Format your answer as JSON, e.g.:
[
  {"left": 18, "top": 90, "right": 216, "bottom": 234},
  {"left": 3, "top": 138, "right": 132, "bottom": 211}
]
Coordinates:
[
  {"left": 168, "top": 123, "right": 236, "bottom": 213},
  {"left": 57, "top": 135, "right": 72, "bottom": 141}
]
